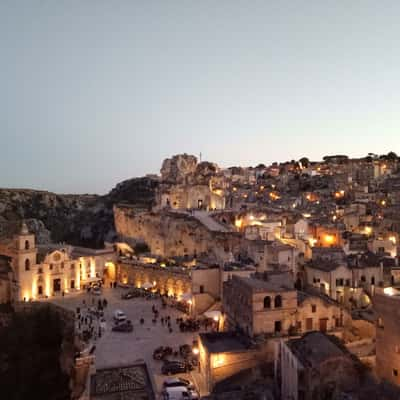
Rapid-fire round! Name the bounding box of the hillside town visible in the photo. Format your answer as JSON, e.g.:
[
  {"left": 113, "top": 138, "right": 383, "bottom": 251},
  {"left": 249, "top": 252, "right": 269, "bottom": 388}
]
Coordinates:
[{"left": 2, "top": 152, "right": 400, "bottom": 400}]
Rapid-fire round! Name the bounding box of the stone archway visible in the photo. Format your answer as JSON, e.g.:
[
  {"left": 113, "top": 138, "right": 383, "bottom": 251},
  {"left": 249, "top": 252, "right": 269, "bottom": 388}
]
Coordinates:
[{"left": 103, "top": 262, "right": 116, "bottom": 285}]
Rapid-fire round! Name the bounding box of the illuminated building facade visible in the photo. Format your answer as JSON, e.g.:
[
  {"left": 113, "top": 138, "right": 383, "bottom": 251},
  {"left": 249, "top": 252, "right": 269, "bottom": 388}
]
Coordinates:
[{"left": 0, "top": 223, "right": 116, "bottom": 301}]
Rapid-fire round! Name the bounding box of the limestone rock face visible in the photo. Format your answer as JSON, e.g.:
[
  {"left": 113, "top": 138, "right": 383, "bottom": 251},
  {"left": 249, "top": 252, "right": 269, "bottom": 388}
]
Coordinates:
[
  {"left": 188, "top": 162, "right": 218, "bottom": 186},
  {"left": 0, "top": 177, "right": 159, "bottom": 248},
  {"left": 160, "top": 154, "right": 198, "bottom": 184},
  {"left": 114, "top": 206, "right": 241, "bottom": 262}
]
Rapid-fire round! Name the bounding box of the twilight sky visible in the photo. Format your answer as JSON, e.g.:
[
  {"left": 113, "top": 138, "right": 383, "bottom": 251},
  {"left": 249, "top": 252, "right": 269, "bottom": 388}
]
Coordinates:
[{"left": 1, "top": 1, "right": 399, "bottom": 194}]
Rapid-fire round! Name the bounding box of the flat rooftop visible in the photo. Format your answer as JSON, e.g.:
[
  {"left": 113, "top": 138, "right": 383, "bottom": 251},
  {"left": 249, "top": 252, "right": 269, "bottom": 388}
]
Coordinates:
[
  {"left": 287, "top": 331, "right": 349, "bottom": 368},
  {"left": 234, "top": 275, "right": 294, "bottom": 293},
  {"left": 199, "top": 332, "right": 250, "bottom": 354}
]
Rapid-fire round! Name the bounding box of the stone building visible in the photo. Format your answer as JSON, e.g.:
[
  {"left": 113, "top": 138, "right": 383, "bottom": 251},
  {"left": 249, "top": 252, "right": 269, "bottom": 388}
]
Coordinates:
[
  {"left": 158, "top": 184, "right": 225, "bottom": 210},
  {"left": 198, "top": 332, "right": 268, "bottom": 393},
  {"left": 374, "top": 288, "right": 400, "bottom": 388},
  {"left": 305, "top": 249, "right": 383, "bottom": 307},
  {"left": 296, "top": 291, "right": 349, "bottom": 334},
  {"left": 223, "top": 274, "right": 348, "bottom": 338},
  {"left": 118, "top": 260, "right": 221, "bottom": 314},
  {"left": 243, "top": 239, "right": 297, "bottom": 274},
  {"left": 276, "top": 331, "right": 362, "bottom": 400},
  {"left": 156, "top": 154, "right": 226, "bottom": 210},
  {"left": 0, "top": 222, "right": 116, "bottom": 301},
  {"left": 223, "top": 275, "right": 297, "bottom": 337}
]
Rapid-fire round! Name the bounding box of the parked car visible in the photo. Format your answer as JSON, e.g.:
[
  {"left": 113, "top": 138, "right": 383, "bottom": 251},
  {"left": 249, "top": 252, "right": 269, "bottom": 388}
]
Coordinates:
[
  {"left": 112, "top": 321, "right": 133, "bottom": 332},
  {"left": 92, "top": 285, "right": 101, "bottom": 295},
  {"left": 163, "top": 377, "right": 195, "bottom": 390},
  {"left": 179, "top": 344, "right": 192, "bottom": 358},
  {"left": 161, "top": 361, "right": 189, "bottom": 375},
  {"left": 162, "top": 386, "right": 199, "bottom": 399},
  {"left": 121, "top": 292, "right": 135, "bottom": 300},
  {"left": 153, "top": 346, "right": 173, "bottom": 360},
  {"left": 113, "top": 309, "right": 127, "bottom": 322}
]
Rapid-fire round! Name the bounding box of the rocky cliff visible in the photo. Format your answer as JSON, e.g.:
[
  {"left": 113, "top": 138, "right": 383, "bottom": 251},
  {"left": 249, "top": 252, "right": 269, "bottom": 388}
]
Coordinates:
[
  {"left": 0, "top": 177, "right": 158, "bottom": 248},
  {"left": 114, "top": 205, "right": 241, "bottom": 262}
]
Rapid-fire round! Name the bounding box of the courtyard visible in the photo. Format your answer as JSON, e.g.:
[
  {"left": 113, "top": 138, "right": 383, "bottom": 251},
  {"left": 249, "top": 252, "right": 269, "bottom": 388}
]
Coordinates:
[{"left": 50, "top": 286, "right": 208, "bottom": 398}]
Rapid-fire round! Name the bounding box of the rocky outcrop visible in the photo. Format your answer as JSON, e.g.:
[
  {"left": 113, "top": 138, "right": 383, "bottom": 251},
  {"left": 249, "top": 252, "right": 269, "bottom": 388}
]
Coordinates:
[
  {"left": 160, "top": 153, "right": 198, "bottom": 184},
  {"left": 114, "top": 206, "right": 241, "bottom": 262},
  {"left": 160, "top": 154, "right": 219, "bottom": 187},
  {"left": 188, "top": 161, "right": 218, "bottom": 185},
  {"left": 0, "top": 177, "right": 159, "bottom": 248}
]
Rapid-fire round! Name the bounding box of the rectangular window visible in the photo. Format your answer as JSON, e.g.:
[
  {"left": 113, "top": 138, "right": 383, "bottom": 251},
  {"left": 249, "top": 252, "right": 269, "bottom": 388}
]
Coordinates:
[
  {"left": 306, "top": 318, "right": 313, "bottom": 330},
  {"left": 200, "top": 285, "right": 204, "bottom": 294},
  {"left": 70, "top": 280, "right": 75, "bottom": 289},
  {"left": 71, "top": 264, "right": 75, "bottom": 270},
  {"left": 393, "top": 369, "right": 398, "bottom": 377},
  {"left": 311, "top": 304, "right": 317, "bottom": 313},
  {"left": 49, "top": 264, "right": 53, "bottom": 270}
]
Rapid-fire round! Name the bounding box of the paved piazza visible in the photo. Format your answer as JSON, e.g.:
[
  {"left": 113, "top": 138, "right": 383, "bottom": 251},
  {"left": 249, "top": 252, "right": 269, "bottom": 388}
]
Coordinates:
[{"left": 50, "top": 287, "right": 206, "bottom": 398}]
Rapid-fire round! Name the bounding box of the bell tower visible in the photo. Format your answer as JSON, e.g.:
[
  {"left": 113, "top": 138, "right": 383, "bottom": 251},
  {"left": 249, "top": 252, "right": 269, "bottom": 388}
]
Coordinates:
[{"left": 15, "top": 221, "right": 37, "bottom": 300}]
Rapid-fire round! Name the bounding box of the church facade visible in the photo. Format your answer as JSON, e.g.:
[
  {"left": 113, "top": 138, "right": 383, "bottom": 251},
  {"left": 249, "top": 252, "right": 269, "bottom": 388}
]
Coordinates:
[{"left": 0, "top": 222, "right": 117, "bottom": 302}]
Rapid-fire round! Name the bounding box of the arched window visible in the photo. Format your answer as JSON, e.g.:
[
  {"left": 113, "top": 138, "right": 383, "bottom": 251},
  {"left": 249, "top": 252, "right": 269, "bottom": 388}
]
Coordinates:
[
  {"left": 25, "top": 258, "right": 30, "bottom": 271},
  {"left": 274, "top": 295, "right": 282, "bottom": 308},
  {"left": 264, "top": 296, "right": 271, "bottom": 308},
  {"left": 361, "top": 276, "right": 366, "bottom": 283},
  {"left": 25, "top": 240, "right": 30, "bottom": 250}
]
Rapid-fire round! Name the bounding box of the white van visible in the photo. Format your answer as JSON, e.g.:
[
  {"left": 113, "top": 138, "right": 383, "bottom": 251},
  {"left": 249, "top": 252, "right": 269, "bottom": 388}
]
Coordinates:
[
  {"left": 162, "top": 386, "right": 198, "bottom": 400},
  {"left": 113, "top": 310, "right": 127, "bottom": 322}
]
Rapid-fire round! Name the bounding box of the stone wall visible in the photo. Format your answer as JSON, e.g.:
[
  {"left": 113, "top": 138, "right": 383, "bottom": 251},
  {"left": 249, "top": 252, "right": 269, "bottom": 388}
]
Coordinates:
[
  {"left": 118, "top": 262, "right": 191, "bottom": 297},
  {"left": 114, "top": 206, "right": 241, "bottom": 261},
  {"left": 374, "top": 292, "right": 400, "bottom": 387}
]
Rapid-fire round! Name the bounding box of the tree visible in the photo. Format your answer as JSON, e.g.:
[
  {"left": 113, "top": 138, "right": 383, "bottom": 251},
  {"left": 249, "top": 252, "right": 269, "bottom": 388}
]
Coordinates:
[{"left": 387, "top": 151, "right": 398, "bottom": 161}]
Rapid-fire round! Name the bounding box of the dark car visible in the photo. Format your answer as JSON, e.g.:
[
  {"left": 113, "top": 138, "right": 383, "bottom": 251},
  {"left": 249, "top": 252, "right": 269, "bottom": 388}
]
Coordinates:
[
  {"left": 153, "top": 346, "right": 173, "bottom": 360},
  {"left": 112, "top": 321, "right": 133, "bottom": 332},
  {"left": 121, "top": 292, "right": 134, "bottom": 300},
  {"left": 161, "top": 361, "right": 188, "bottom": 375},
  {"left": 179, "top": 344, "right": 192, "bottom": 358}
]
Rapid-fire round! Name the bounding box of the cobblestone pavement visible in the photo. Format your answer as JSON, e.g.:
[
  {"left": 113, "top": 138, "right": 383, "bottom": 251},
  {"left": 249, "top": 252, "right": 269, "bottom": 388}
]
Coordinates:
[{"left": 50, "top": 287, "right": 209, "bottom": 398}]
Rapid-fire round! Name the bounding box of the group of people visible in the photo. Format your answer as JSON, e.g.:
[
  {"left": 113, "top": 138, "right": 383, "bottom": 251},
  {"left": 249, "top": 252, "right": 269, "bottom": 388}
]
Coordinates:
[{"left": 75, "top": 297, "right": 109, "bottom": 342}]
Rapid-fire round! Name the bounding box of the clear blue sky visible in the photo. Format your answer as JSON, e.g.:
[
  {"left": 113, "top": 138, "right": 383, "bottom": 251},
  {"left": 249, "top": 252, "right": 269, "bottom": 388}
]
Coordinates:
[{"left": 1, "top": 1, "right": 399, "bottom": 194}]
